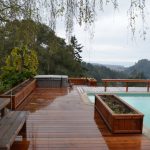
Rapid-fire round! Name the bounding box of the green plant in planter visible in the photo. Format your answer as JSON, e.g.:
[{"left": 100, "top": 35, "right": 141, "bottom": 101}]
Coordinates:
[
  {"left": 0, "top": 45, "right": 38, "bottom": 93},
  {"left": 4, "top": 46, "right": 38, "bottom": 75},
  {"left": 0, "top": 81, "right": 10, "bottom": 94}
]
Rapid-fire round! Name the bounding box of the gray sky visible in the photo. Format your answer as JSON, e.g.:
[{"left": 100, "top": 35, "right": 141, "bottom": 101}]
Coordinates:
[{"left": 56, "top": 1, "right": 150, "bottom": 67}]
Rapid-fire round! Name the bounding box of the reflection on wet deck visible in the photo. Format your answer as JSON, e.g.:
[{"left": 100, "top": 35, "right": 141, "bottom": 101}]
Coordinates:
[
  {"left": 11, "top": 87, "right": 150, "bottom": 150},
  {"left": 12, "top": 88, "right": 108, "bottom": 150}
]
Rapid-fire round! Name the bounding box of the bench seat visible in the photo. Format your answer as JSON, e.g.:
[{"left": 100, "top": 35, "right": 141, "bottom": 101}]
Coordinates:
[{"left": 0, "top": 111, "right": 28, "bottom": 150}]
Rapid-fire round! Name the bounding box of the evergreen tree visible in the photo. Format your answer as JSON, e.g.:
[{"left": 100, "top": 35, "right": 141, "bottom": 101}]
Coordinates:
[{"left": 70, "top": 36, "right": 83, "bottom": 63}]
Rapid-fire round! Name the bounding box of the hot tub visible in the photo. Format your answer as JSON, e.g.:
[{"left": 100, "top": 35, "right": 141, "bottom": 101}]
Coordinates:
[{"left": 35, "top": 75, "right": 68, "bottom": 88}]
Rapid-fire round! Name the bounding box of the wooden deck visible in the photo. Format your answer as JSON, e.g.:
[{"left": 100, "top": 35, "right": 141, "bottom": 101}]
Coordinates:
[
  {"left": 95, "top": 110, "right": 150, "bottom": 150},
  {"left": 11, "top": 87, "right": 150, "bottom": 150},
  {"left": 11, "top": 88, "right": 108, "bottom": 150}
]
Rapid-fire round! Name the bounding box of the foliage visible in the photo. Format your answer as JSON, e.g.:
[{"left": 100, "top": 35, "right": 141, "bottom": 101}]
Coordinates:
[
  {"left": 0, "top": 45, "right": 38, "bottom": 92},
  {"left": 0, "top": 19, "right": 85, "bottom": 77},
  {"left": 3, "top": 46, "right": 38, "bottom": 75},
  {"left": 0, "top": 80, "right": 10, "bottom": 94},
  {"left": 101, "top": 95, "right": 135, "bottom": 114},
  {"left": 70, "top": 36, "right": 83, "bottom": 63},
  {"left": 83, "top": 61, "right": 149, "bottom": 86},
  {"left": 83, "top": 63, "right": 127, "bottom": 82},
  {"left": 0, "top": 19, "right": 38, "bottom": 69},
  {"left": 125, "top": 59, "right": 150, "bottom": 78},
  {"left": 0, "top": 70, "right": 33, "bottom": 93},
  {"left": 0, "top": 0, "right": 36, "bottom": 25},
  {"left": 35, "top": 22, "right": 84, "bottom": 76},
  {"left": 0, "top": 0, "right": 147, "bottom": 40},
  {"left": 38, "top": 0, "right": 146, "bottom": 39}
]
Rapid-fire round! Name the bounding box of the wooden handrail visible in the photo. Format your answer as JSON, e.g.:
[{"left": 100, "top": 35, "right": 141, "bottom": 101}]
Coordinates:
[{"left": 102, "top": 79, "right": 150, "bottom": 92}]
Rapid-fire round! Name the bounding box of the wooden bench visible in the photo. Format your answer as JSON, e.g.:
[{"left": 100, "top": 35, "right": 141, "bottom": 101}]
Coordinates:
[
  {"left": 0, "top": 111, "right": 28, "bottom": 150},
  {"left": 102, "top": 79, "right": 150, "bottom": 92}
]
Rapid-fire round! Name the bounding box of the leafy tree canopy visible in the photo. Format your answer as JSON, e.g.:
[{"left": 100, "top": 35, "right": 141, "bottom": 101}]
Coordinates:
[
  {"left": 0, "top": 19, "right": 85, "bottom": 77},
  {"left": 0, "top": 0, "right": 146, "bottom": 39},
  {"left": 3, "top": 46, "right": 38, "bottom": 75},
  {"left": 0, "top": 45, "right": 38, "bottom": 92}
]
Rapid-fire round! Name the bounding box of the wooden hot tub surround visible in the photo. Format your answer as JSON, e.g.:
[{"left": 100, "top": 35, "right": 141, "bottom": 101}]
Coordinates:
[{"left": 95, "top": 94, "right": 144, "bottom": 134}]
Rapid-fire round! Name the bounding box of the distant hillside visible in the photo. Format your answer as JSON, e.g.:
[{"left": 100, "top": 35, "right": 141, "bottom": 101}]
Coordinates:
[
  {"left": 125, "top": 59, "right": 150, "bottom": 78},
  {"left": 102, "top": 64, "right": 126, "bottom": 72},
  {"left": 92, "top": 63, "right": 126, "bottom": 72},
  {"left": 83, "top": 63, "right": 127, "bottom": 82},
  {"left": 83, "top": 59, "right": 150, "bottom": 82}
]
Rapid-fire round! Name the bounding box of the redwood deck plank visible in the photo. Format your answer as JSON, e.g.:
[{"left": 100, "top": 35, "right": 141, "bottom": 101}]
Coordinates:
[
  {"left": 11, "top": 87, "right": 150, "bottom": 150},
  {"left": 11, "top": 88, "right": 108, "bottom": 150},
  {"left": 95, "top": 110, "right": 150, "bottom": 150}
]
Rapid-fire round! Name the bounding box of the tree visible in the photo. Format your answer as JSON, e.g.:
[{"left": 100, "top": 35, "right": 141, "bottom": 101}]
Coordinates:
[
  {"left": 70, "top": 36, "right": 83, "bottom": 63},
  {"left": 0, "top": 45, "right": 38, "bottom": 90},
  {"left": 3, "top": 45, "right": 38, "bottom": 75},
  {"left": 29, "top": 21, "right": 85, "bottom": 76},
  {"left": 0, "top": 19, "right": 85, "bottom": 76},
  {"left": 0, "top": 0, "right": 35, "bottom": 24},
  {"left": 0, "top": 0, "right": 147, "bottom": 40}
]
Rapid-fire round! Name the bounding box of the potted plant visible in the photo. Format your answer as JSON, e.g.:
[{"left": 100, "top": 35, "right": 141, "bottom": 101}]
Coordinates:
[
  {"left": 95, "top": 94, "right": 144, "bottom": 133},
  {"left": 0, "top": 46, "right": 38, "bottom": 109},
  {"left": 0, "top": 79, "right": 36, "bottom": 109}
]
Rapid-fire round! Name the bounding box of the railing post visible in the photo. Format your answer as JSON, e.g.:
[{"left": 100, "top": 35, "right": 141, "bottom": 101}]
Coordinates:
[
  {"left": 1, "top": 108, "right": 5, "bottom": 117},
  {"left": 147, "top": 82, "right": 150, "bottom": 92},
  {"left": 104, "top": 82, "right": 107, "bottom": 92},
  {"left": 126, "top": 82, "right": 128, "bottom": 92}
]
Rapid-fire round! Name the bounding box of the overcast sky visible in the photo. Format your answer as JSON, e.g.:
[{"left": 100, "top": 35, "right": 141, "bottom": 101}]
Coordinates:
[{"left": 56, "top": 1, "right": 150, "bottom": 67}]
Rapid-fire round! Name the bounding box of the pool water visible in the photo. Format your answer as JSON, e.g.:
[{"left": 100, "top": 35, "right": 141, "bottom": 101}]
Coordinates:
[{"left": 88, "top": 93, "right": 150, "bottom": 128}]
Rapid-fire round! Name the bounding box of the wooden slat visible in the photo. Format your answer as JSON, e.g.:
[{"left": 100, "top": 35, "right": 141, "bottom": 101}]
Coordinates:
[
  {"left": 10, "top": 87, "right": 150, "bottom": 150},
  {"left": 102, "top": 79, "right": 150, "bottom": 92},
  {"left": 102, "top": 79, "right": 150, "bottom": 83},
  {"left": 95, "top": 110, "right": 150, "bottom": 150},
  {"left": 11, "top": 88, "right": 109, "bottom": 150},
  {"left": 0, "top": 98, "right": 10, "bottom": 110}
]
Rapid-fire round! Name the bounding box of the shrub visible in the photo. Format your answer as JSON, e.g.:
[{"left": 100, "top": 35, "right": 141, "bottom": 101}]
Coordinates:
[{"left": 0, "top": 45, "right": 38, "bottom": 93}]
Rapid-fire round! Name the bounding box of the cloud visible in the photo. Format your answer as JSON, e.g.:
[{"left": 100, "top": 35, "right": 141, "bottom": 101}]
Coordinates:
[{"left": 55, "top": 1, "right": 150, "bottom": 67}]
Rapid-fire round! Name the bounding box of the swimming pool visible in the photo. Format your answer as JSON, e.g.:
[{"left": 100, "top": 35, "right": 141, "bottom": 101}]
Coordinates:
[{"left": 88, "top": 93, "right": 150, "bottom": 128}]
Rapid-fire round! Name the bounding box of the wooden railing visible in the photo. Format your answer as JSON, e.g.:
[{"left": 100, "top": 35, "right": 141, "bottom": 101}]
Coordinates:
[
  {"left": 69, "top": 78, "right": 97, "bottom": 86},
  {"left": 102, "top": 79, "right": 150, "bottom": 92}
]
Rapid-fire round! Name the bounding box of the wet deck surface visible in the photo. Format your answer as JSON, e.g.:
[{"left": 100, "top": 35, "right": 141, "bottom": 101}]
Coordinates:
[
  {"left": 12, "top": 88, "right": 108, "bottom": 150},
  {"left": 11, "top": 87, "right": 150, "bottom": 150},
  {"left": 95, "top": 111, "right": 150, "bottom": 150}
]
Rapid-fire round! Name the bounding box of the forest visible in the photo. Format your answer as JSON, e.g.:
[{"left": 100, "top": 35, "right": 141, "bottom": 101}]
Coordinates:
[
  {"left": 0, "top": 19, "right": 148, "bottom": 92},
  {"left": 0, "top": 0, "right": 148, "bottom": 92},
  {"left": 0, "top": 19, "right": 85, "bottom": 92}
]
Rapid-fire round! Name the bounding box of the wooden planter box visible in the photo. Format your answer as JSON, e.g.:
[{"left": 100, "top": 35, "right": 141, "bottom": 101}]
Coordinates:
[
  {"left": 95, "top": 94, "right": 144, "bottom": 134},
  {"left": 0, "top": 79, "right": 36, "bottom": 110},
  {"left": 87, "top": 78, "right": 97, "bottom": 86},
  {"left": 69, "top": 78, "right": 87, "bottom": 85},
  {"left": 69, "top": 77, "right": 97, "bottom": 86}
]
